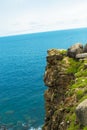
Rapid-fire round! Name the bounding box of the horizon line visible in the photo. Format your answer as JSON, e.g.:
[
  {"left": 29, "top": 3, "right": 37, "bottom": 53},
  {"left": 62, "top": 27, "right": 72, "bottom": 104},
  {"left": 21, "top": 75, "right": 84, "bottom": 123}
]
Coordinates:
[{"left": 0, "top": 26, "right": 87, "bottom": 38}]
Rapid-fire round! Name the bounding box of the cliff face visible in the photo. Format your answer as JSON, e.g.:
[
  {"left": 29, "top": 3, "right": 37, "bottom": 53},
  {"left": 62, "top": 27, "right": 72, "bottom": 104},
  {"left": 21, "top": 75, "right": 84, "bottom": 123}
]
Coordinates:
[{"left": 43, "top": 44, "right": 87, "bottom": 130}]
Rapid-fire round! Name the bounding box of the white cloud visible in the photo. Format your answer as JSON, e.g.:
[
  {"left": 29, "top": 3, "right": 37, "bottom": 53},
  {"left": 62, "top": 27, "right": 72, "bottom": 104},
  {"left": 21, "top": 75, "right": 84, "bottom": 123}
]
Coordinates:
[{"left": 0, "top": 0, "right": 87, "bottom": 36}]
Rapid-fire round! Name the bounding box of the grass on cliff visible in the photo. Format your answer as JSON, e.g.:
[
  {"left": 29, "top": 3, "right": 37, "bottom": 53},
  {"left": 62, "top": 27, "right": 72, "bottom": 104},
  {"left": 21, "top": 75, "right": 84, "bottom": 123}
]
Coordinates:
[
  {"left": 66, "top": 58, "right": 82, "bottom": 74},
  {"left": 65, "top": 58, "right": 87, "bottom": 130}
]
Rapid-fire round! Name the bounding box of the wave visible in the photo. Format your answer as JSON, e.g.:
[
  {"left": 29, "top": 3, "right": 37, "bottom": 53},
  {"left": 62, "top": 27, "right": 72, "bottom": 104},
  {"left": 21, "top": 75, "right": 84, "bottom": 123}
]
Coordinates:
[
  {"left": 29, "top": 127, "right": 42, "bottom": 130},
  {"left": 0, "top": 126, "right": 42, "bottom": 130}
]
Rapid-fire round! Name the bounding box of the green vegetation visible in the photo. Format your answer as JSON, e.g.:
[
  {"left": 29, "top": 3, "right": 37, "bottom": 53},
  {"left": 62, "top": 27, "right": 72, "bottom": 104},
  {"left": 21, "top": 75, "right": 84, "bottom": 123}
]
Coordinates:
[
  {"left": 71, "top": 77, "right": 87, "bottom": 89},
  {"left": 67, "top": 114, "right": 79, "bottom": 130},
  {"left": 83, "top": 126, "right": 87, "bottom": 130},
  {"left": 76, "top": 89, "right": 84, "bottom": 100},
  {"left": 59, "top": 49, "right": 67, "bottom": 55},
  {"left": 67, "top": 58, "right": 82, "bottom": 74},
  {"left": 64, "top": 57, "right": 87, "bottom": 130}
]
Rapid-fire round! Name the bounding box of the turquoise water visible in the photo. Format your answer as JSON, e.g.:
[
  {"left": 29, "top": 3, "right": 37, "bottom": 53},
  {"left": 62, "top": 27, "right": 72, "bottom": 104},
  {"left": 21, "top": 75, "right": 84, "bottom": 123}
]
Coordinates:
[{"left": 0, "top": 28, "right": 87, "bottom": 130}]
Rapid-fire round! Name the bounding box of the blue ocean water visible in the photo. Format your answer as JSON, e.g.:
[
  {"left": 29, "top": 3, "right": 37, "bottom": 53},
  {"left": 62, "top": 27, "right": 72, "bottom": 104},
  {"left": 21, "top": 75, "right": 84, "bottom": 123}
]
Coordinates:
[{"left": 0, "top": 28, "right": 87, "bottom": 130}]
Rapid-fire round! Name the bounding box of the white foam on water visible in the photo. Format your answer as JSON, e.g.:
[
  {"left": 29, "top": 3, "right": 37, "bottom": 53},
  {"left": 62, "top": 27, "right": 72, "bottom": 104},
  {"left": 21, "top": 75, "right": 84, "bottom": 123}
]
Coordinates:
[{"left": 29, "top": 126, "right": 42, "bottom": 130}]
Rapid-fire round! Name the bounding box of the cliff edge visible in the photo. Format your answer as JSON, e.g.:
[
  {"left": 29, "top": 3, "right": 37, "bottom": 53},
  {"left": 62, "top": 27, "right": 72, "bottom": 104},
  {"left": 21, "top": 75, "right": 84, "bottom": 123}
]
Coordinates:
[{"left": 43, "top": 43, "right": 87, "bottom": 130}]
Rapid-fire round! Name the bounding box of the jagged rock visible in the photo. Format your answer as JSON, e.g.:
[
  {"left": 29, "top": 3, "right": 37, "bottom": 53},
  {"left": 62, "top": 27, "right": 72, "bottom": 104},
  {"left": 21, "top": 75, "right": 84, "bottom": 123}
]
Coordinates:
[
  {"left": 44, "top": 50, "right": 65, "bottom": 87},
  {"left": 76, "top": 99, "right": 87, "bottom": 126},
  {"left": 47, "top": 55, "right": 63, "bottom": 65},
  {"left": 43, "top": 49, "right": 75, "bottom": 130},
  {"left": 83, "top": 44, "right": 87, "bottom": 52},
  {"left": 47, "top": 49, "right": 64, "bottom": 56},
  {"left": 76, "top": 53, "right": 87, "bottom": 59},
  {"left": 47, "top": 49, "right": 60, "bottom": 56},
  {"left": 67, "top": 43, "right": 83, "bottom": 58},
  {"left": 44, "top": 58, "right": 73, "bottom": 87}
]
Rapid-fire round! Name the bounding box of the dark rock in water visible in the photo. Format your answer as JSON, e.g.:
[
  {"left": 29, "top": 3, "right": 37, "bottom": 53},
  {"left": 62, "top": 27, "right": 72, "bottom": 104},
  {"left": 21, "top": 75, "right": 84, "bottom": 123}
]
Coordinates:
[
  {"left": 76, "top": 99, "right": 87, "bottom": 126},
  {"left": 67, "top": 43, "right": 83, "bottom": 58},
  {"left": 83, "top": 43, "right": 87, "bottom": 52},
  {"left": 0, "top": 125, "right": 7, "bottom": 130},
  {"left": 76, "top": 53, "right": 87, "bottom": 59}
]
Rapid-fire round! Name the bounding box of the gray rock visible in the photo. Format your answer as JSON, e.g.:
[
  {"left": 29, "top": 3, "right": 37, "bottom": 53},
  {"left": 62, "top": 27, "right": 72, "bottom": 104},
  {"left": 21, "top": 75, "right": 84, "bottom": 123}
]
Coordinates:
[
  {"left": 76, "top": 53, "right": 87, "bottom": 59},
  {"left": 83, "top": 44, "right": 87, "bottom": 53},
  {"left": 76, "top": 99, "right": 87, "bottom": 126},
  {"left": 67, "top": 43, "right": 83, "bottom": 58}
]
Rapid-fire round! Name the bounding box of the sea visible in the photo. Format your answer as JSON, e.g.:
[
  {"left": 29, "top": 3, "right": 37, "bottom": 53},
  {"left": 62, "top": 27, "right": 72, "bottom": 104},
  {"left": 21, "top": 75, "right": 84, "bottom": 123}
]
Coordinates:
[{"left": 0, "top": 28, "right": 87, "bottom": 130}]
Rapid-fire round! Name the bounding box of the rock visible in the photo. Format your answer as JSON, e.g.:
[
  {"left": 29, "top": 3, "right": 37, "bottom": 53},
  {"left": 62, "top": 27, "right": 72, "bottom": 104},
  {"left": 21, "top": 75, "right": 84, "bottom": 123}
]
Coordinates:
[
  {"left": 47, "top": 55, "right": 63, "bottom": 65},
  {"left": 43, "top": 49, "right": 75, "bottom": 130},
  {"left": 83, "top": 44, "right": 87, "bottom": 52},
  {"left": 67, "top": 43, "right": 83, "bottom": 58},
  {"left": 47, "top": 49, "right": 62, "bottom": 56},
  {"left": 76, "top": 53, "right": 87, "bottom": 59},
  {"left": 76, "top": 99, "right": 87, "bottom": 126}
]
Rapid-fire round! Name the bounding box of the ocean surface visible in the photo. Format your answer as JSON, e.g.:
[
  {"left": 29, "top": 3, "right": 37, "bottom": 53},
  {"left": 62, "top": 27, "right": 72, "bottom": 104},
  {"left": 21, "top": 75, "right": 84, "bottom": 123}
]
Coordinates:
[{"left": 0, "top": 28, "right": 87, "bottom": 130}]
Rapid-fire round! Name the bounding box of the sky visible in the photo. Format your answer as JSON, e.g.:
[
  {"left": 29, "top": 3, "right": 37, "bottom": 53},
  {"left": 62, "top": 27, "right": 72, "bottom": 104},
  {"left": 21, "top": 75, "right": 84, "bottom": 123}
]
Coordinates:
[{"left": 0, "top": 0, "right": 87, "bottom": 36}]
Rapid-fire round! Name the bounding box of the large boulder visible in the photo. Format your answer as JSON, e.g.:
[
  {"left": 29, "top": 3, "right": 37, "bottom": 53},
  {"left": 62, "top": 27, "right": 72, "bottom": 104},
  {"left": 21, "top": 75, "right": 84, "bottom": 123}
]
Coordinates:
[
  {"left": 67, "top": 43, "right": 83, "bottom": 58},
  {"left": 76, "top": 53, "right": 87, "bottom": 59},
  {"left": 76, "top": 99, "right": 87, "bottom": 126},
  {"left": 83, "top": 44, "right": 87, "bottom": 53}
]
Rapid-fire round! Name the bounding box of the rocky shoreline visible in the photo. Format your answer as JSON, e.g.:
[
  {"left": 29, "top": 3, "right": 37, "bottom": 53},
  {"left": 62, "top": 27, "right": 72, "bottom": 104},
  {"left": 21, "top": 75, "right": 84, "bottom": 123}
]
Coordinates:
[{"left": 43, "top": 43, "right": 87, "bottom": 130}]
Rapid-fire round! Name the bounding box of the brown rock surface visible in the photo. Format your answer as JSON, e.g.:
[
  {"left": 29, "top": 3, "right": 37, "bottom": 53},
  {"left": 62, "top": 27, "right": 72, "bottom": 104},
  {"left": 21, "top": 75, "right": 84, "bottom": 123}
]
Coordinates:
[{"left": 43, "top": 49, "right": 75, "bottom": 130}]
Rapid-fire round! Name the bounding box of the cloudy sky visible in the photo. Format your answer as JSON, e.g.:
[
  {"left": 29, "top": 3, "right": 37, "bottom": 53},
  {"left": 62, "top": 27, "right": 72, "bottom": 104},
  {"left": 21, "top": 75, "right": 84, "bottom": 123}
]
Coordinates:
[{"left": 0, "top": 0, "right": 87, "bottom": 36}]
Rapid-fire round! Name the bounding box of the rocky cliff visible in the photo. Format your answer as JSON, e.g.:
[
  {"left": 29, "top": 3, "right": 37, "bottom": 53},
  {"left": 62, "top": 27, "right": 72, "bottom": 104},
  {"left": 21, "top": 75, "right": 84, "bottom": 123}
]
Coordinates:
[{"left": 42, "top": 43, "right": 87, "bottom": 130}]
